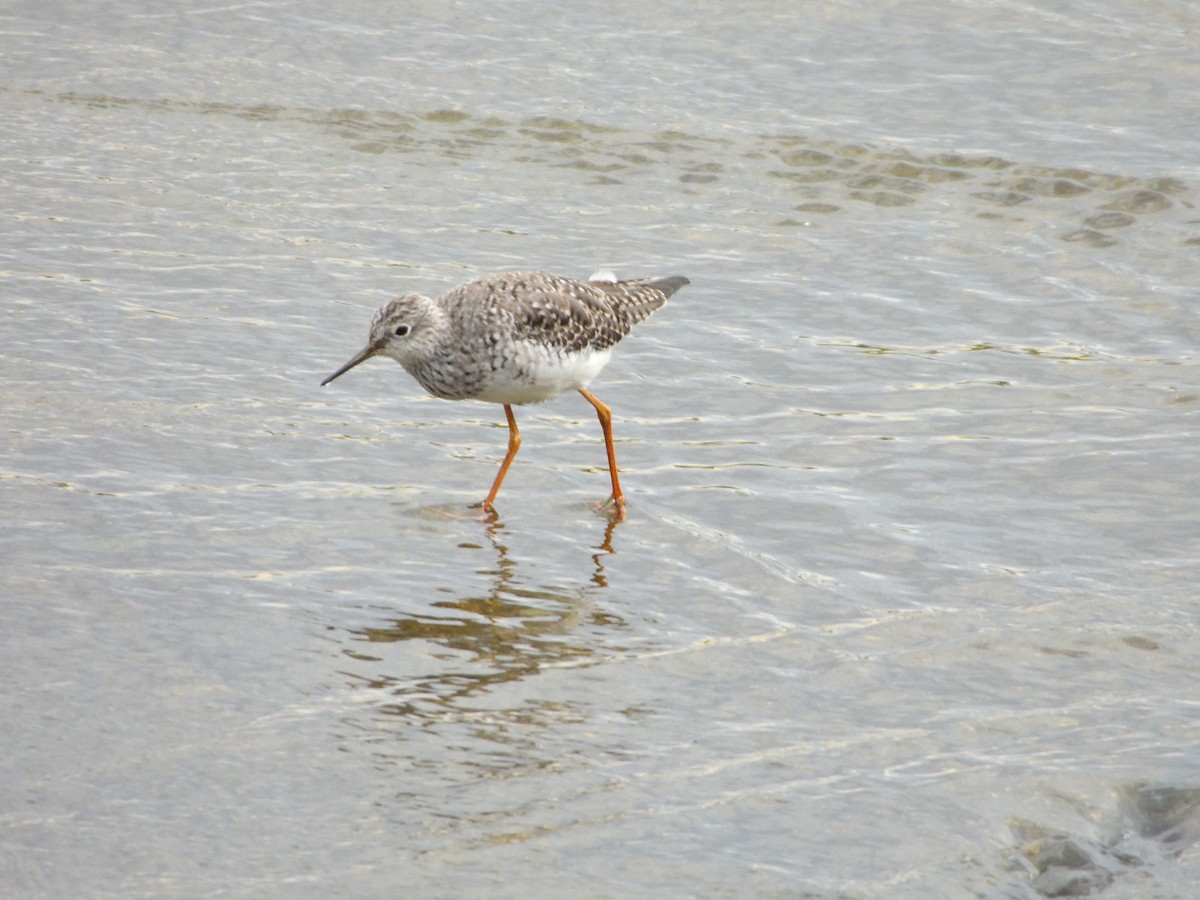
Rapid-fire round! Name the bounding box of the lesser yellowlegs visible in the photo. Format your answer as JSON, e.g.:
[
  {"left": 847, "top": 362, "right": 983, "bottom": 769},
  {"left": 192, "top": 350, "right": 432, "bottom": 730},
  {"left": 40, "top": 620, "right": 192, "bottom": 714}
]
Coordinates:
[{"left": 321, "top": 270, "right": 689, "bottom": 515}]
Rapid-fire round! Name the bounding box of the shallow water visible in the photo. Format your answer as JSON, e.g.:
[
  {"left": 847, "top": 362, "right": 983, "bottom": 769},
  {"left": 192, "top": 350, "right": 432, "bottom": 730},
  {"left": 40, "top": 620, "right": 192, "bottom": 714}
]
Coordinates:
[{"left": 3, "top": 1, "right": 1200, "bottom": 897}]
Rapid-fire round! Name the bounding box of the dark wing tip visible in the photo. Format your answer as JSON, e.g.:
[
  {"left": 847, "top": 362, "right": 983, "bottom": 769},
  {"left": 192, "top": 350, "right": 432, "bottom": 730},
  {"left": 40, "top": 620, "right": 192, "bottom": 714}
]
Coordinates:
[{"left": 647, "top": 275, "right": 689, "bottom": 299}]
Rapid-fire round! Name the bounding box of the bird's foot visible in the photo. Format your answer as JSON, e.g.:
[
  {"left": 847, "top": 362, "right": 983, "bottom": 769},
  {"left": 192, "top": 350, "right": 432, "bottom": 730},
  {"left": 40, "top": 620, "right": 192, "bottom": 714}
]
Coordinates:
[
  {"left": 594, "top": 495, "right": 627, "bottom": 522},
  {"left": 470, "top": 500, "right": 503, "bottom": 524}
]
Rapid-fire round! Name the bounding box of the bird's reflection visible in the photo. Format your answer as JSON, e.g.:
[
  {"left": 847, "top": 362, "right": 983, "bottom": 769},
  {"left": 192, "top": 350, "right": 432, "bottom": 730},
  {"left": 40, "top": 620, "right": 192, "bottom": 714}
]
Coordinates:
[{"left": 336, "top": 511, "right": 626, "bottom": 742}]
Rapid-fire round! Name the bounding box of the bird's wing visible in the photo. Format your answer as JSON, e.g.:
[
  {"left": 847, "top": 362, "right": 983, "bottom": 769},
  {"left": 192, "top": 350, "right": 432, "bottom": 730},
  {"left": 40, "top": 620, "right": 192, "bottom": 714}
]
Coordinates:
[{"left": 445, "top": 272, "right": 683, "bottom": 353}]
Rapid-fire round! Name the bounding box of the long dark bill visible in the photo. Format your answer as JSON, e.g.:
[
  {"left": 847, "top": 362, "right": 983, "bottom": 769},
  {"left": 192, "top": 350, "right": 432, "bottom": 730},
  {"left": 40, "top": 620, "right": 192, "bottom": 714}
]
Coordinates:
[{"left": 321, "top": 345, "right": 379, "bottom": 386}]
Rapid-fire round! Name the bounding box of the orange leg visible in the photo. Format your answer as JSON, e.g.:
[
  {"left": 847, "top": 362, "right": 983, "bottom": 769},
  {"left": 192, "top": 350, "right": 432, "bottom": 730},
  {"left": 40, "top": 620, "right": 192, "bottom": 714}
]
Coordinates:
[
  {"left": 578, "top": 387, "right": 625, "bottom": 515},
  {"left": 483, "top": 404, "right": 521, "bottom": 510}
]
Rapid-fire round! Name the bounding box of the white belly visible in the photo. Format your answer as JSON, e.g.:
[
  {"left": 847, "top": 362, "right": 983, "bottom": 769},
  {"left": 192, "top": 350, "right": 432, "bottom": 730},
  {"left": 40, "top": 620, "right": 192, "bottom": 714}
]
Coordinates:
[{"left": 474, "top": 345, "right": 613, "bottom": 405}]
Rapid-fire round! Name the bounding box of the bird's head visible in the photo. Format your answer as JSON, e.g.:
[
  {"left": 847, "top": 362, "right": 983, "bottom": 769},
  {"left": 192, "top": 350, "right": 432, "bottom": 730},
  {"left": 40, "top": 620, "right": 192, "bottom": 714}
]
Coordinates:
[{"left": 320, "top": 293, "right": 436, "bottom": 385}]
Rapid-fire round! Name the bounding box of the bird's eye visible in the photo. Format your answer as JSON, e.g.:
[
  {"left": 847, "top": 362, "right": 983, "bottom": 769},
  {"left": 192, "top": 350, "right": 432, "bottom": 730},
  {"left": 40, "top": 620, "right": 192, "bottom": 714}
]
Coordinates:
[{"left": 394, "top": 324, "right": 410, "bottom": 337}]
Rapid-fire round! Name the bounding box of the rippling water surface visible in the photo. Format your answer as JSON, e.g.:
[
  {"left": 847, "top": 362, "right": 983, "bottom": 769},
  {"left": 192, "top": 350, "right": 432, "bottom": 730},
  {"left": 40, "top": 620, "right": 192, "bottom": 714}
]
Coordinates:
[{"left": 3, "top": 1, "right": 1199, "bottom": 897}]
